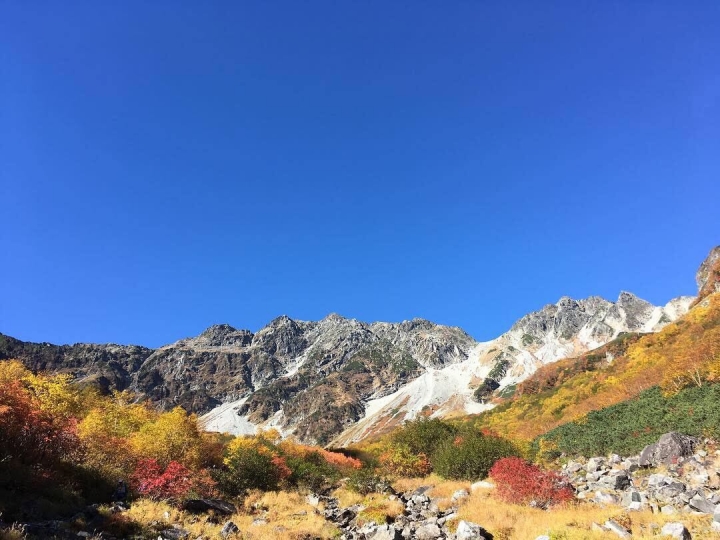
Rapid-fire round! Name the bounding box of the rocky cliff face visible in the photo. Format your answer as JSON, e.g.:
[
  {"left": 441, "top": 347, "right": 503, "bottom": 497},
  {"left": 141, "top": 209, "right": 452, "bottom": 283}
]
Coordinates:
[
  {"left": 199, "top": 315, "right": 476, "bottom": 445},
  {"left": 696, "top": 246, "right": 720, "bottom": 303},
  {"left": 0, "top": 334, "right": 152, "bottom": 393},
  {"left": 332, "top": 292, "right": 693, "bottom": 445},
  {"left": 6, "top": 248, "right": 719, "bottom": 445}
]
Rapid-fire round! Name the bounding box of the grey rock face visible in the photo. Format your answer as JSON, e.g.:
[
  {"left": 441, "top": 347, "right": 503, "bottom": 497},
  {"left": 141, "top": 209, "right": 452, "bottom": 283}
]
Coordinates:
[
  {"left": 688, "top": 494, "right": 716, "bottom": 514},
  {"left": 604, "top": 519, "right": 631, "bottom": 538},
  {"left": 415, "top": 523, "right": 442, "bottom": 539},
  {"left": 220, "top": 521, "right": 239, "bottom": 539},
  {"left": 696, "top": 246, "right": 720, "bottom": 293},
  {"left": 367, "top": 524, "right": 402, "bottom": 540},
  {"left": 0, "top": 333, "right": 153, "bottom": 394}
]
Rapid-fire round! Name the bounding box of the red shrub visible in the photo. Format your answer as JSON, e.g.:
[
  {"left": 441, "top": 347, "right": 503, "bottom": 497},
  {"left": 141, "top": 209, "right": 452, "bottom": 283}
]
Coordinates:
[
  {"left": 271, "top": 456, "right": 293, "bottom": 480},
  {"left": 489, "top": 457, "right": 574, "bottom": 508},
  {"left": 131, "top": 459, "right": 217, "bottom": 501}
]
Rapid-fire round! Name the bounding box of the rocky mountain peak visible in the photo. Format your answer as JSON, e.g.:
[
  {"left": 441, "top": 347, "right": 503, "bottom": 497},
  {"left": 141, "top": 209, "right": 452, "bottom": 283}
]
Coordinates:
[
  {"left": 322, "top": 312, "right": 347, "bottom": 322},
  {"left": 397, "top": 318, "right": 436, "bottom": 332},
  {"left": 267, "top": 315, "right": 295, "bottom": 326},
  {"left": 556, "top": 296, "right": 580, "bottom": 309},
  {"left": 200, "top": 323, "right": 237, "bottom": 337},
  {"left": 192, "top": 324, "right": 253, "bottom": 348},
  {"left": 696, "top": 246, "right": 720, "bottom": 298},
  {"left": 617, "top": 290, "right": 639, "bottom": 303}
]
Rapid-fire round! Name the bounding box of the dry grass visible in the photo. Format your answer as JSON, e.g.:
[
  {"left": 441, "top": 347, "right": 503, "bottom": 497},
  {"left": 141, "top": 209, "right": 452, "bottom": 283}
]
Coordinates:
[
  {"left": 355, "top": 495, "right": 404, "bottom": 527},
  {"left": 453, "top": 489, "right": 716, "bottom": 540},
  {"left": 332, "top": 487, "right": 365, "bottom": 509},
  {"left": 392, "top": 473, "right": 469, "bottom": 496},
  {"left": 124, "top": 492, "right": 340, "bottom": 540},
  {"left": 331, "top": 487, "right": 404, "bottom": 527}
]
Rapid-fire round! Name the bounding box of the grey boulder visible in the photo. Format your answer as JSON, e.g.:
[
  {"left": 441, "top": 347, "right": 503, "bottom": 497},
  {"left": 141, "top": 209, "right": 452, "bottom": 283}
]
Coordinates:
[{"left": 639, "top": 433, "right": 698, "bottom": 467}]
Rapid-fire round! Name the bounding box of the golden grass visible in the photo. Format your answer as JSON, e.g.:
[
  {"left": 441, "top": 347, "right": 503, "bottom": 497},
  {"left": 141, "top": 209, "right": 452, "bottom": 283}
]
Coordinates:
[
  {"left": 355, "top": 494, "right": 404, "bottom": 527},
  {"left": 331, "top": 487, "right": 404, "bottom": 527},
  {"left": 453, "top": 489, "right": 716, "bottom": 540},
  {"left": 332, "top": 487, "right": 365, "bottom": 509},
  {"left": 124, "top": 492, "right": 340, "bottom": 540},
  {"left": 392, "top": 473, "right": 469, "bottom": 496}
]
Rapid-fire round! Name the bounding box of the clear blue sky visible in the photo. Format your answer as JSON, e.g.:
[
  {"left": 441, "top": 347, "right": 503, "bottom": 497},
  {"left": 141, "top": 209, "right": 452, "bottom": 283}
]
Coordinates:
[{"left": 1, "top": 2, "right": 719, "bottom": 348}]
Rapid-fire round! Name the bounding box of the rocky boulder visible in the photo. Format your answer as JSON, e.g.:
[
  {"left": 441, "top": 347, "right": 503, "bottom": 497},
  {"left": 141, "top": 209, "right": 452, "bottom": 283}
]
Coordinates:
[
  {"left": 640, "top": 433, "right": 699, "bottom": 467},
  {"left": 456, "top": 520, "right": 492, "bottom": 539},
  {"left": 180, "top": 499, "right": 237, "bottom": 516}
]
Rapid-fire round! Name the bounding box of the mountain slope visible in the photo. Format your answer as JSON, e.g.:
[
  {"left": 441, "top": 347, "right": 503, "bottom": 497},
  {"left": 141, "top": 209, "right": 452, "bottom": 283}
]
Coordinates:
[
  {"left": 331, "top": 293, "right": 692, "bottom": 445},
  {"left": 472, "top": 291, "right": 720, "bottom": 442}
]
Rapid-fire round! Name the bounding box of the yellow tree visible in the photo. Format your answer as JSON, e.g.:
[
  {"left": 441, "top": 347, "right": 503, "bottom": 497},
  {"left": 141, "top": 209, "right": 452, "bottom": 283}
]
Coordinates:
[{"left": 129, "top": 407, "right": 205, "bottom": 469}]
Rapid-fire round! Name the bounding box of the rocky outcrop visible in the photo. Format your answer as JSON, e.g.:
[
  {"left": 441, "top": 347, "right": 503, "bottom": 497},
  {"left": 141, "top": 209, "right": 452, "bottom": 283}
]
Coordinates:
[
  {"left": 180, "top": 499, "right": 237, "bottom": 516},
  {"left": 696, "top": 246, "right": 720, "bottom": 303},
  {"left": 564, "top": 433, "right": 720, "bottom": 518},
  {"left": 0, "top": 333, "right": 152, "bottom": 394},
  {"left": 321, "top": 487, "right": 492, "bottom": 540}
]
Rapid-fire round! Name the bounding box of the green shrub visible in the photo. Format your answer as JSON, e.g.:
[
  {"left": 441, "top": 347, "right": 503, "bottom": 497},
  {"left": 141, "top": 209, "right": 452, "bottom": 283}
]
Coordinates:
[
  {"left": 432, "top": 430, "right": 518, "bottom": 480},
  {"left": 285, "top": 452, "right": 340, "bottom": 492},
  {"left": 218, "top": 445, "right": 287, "bottom": 496},
  {"left": 346, "top": 468, "right": 389, "bottom": 495},
  {"left": 534, "top": 383, "right": 720, "bottom": 458},
  {"left": 391, "top": 417, "right": 457, "bottom": 457}
]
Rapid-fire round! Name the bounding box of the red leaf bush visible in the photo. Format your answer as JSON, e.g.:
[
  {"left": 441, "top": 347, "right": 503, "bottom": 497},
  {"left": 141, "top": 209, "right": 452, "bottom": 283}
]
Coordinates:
[
  {"left": 131, "top": 459, "right": 217, "bottom": 501},
  {"left": 489, "top": 457, "right": 574, "bottom": 508}
]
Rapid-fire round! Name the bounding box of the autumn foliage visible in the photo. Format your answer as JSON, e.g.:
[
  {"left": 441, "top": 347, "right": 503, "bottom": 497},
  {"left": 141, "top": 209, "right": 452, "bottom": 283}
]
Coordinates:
[
  {"left": 131, "top": 459, "right": 217, "bottom": 501},
  {"left": 489, "top": 457, "right": 574, "bottom": 508},
  {"left": 0, "top": 379, "right": 79, "bottom": 467},
  {"left": 479, "top": 295, "right": 720, "bottom": 441},
  {"left": 0, "top": 359, "right": 368, "bottom": 520},
  {"left": 379, "top": 445, "right": 432, "bottom": 477}
]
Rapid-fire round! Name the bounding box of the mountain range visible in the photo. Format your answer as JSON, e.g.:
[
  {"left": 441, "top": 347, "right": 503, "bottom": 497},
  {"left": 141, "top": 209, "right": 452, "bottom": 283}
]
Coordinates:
[{"left": 2, "top": 247, "right": 717, "bottom": 446}]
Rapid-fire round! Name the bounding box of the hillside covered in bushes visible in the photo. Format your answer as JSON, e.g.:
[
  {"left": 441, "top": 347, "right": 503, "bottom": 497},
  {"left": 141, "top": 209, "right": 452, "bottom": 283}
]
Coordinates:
[
  {"left": 1, "top": 360, "right": 531, "bottom": 539},
  {"left": 471, "top": 293, "right": 720, "bottom": 447}
]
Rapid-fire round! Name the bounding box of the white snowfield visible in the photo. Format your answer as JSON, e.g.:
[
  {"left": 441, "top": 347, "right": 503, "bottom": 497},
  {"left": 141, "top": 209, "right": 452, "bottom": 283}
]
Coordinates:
[{"left": 200, "top": 293, "right": 694, "bottom": 443}]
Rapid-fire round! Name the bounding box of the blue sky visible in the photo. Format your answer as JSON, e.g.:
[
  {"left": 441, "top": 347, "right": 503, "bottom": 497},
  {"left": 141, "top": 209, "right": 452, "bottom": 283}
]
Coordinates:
[{"left": 1, "top": 2, "right": 719, "bottom": 347}]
